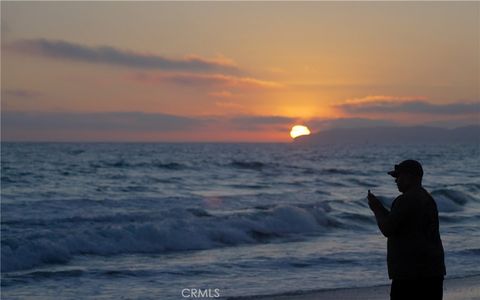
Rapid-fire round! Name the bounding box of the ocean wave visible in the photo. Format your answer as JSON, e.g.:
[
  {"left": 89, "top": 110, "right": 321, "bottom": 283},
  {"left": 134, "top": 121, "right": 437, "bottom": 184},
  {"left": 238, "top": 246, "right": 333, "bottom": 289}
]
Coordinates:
[
  {"left": 431, "top": 189, "right": 476, "bottom": 212},
  {"left": 89, "top": 160, "right": 189, "bottom": 170},
  {"left": 23, "top": 269, "right": 85, "bottom": 279},
  {"left": 228, "top": 160, "right": 268, "bottom": 171},
  {"left": 347, "top": 177, "right": 378, "bottom": 187},
  {"left": 1, "top": 204, "right": 337, "bottom": 273},
  {"left": 2, "top": 212, "right": 160, "bottom": 227},
  {"left": 1, "top": 268, "right": 161, "bottom": 287},
  {"left": 455, "top": 248, "right": 480, "bottom": 255},
  {"left": 151, "top": 161, "right": 187, "bottom": 170},
  {"left": 2, "top": 187, "right": 476, "bottom": 273},
  {"left": 1, "top": 176, "right": 16, "bottom": 184},
  {"left": 66, "top": 149, "right": 86, "bottom": 155},
  {"left": 227, "top": 184, "right": 270, "bottom": 189},
  {"left": 321, "top": 168, "right": 357, "bottom": 175}
]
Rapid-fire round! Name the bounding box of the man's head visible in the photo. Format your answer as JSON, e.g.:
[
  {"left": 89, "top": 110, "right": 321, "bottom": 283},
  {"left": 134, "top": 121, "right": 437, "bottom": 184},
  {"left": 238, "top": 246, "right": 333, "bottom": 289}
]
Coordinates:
[{"left": 388, "top": 160, "right": 423, "bottom": 193}]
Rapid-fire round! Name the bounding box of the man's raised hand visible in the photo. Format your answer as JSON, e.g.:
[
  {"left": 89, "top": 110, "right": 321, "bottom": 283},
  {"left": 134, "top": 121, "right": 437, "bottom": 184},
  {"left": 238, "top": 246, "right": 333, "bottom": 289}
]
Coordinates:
[{"left": 367, "top": 189, "right": 382, "bottom": 212}]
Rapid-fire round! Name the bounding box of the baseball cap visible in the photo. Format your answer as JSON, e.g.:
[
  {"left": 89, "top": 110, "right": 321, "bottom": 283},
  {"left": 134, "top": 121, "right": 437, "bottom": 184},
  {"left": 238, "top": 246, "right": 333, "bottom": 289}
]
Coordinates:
[{"left": 388, "top": 159, "right": 423, "bottom": 178}]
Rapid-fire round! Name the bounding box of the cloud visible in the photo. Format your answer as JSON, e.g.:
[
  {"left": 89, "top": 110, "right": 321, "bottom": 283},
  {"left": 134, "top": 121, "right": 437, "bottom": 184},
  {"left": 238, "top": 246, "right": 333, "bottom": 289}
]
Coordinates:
[
  {"left": 341, "top": 95, "right": 429, "bottom": 104},
  {"left": 215, "top": 100, "right": 244, "bottom": 110},
  {"left": 1, "top": 111, "right": 298, "bottom": 138},
  {"left": 5, "top": 38, "right": 240, "bottom": 74},
  {"left": 3, "top": 110, "right": 476, "bottom": 141},
  {"left": 1, "top": 111, "right": 208, "bottom": 132},
  {"left": 209, "top": 91, "right": 235, "bottom": 98},
  {"left": 305, "top": 117, "right": 399, "bottom": 132},
  {"left": 335, "top": 96, "right": 479, "bottom": 115},
  {"left": 227, "top": 115, "right": 296, "bottom": 131},
  {"left": 1, "top": 89, "right": 42, "bottom": 99},
  {"left": 130, "top": 72, "right": 283, "bottom": 89}
]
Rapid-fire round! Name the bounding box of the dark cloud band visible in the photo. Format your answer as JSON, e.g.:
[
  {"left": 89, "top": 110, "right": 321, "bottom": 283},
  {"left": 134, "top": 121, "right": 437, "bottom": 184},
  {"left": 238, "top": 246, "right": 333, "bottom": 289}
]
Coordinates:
[
  {"left": 2, "top": 89, "right": 42, "bottom": 99},
  {"left": 2, "top": 111, "right": 207, "bottom": 132},
  {"left": 6, "top": 39, "right": 240, "bottom": 73},
  {"left": 1, "top": 111, "right": 296, "bottom": 134},
  {"left": 337, "top": 99, "right": 479, "bottom": 115}
]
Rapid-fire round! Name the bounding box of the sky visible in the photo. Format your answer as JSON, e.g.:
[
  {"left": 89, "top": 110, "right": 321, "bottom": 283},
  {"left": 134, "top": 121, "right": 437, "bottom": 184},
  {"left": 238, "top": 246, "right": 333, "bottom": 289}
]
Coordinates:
[{"left": 1, "top": 1, "right": 479, "bottom": 142}]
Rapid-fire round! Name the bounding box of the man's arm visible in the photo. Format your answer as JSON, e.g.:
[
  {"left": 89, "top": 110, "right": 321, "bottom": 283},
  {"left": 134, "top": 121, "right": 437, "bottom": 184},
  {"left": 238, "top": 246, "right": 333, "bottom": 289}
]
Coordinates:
[{"left": 368, "top": 191, "right": 410, "bottom": 238}]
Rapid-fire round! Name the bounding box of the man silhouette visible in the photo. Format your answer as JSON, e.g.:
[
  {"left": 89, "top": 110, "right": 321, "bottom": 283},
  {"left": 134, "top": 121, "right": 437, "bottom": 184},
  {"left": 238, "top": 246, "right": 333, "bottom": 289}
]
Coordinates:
[{"left": 367, "top": 160, "right": 446, "bottom": 300}]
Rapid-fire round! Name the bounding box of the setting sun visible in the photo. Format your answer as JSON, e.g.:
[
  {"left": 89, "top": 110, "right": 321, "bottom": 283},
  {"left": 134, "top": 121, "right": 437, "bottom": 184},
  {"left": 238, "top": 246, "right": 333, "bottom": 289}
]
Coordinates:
[{"left": 290, "top": 125, "right": 311, "bottom": 139}]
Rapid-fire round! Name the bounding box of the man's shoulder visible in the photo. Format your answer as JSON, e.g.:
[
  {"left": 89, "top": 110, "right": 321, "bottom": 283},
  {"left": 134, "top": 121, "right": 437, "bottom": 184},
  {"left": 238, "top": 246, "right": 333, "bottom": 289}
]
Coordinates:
[
  {"left": 393, "top": 187, "right": 432, "bottom": 208},
  {"left": 404, "top": 186, "right": 430, "bottom": 198},
  {"left": 404, "top": 186, "right": 435, "bottom": 208}
]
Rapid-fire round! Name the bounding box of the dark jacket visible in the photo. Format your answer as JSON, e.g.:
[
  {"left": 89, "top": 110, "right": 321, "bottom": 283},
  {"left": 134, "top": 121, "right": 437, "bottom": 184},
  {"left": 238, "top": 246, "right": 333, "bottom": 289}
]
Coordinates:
[{"left": 374, "top": 185, "right": 446, "bottom": 279}]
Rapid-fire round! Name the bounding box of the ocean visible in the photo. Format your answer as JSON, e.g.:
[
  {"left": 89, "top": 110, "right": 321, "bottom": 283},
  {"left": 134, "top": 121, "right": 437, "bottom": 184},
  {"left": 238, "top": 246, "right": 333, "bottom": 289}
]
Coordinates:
[{"left": 1, "top": 142, "right": 479, "bottom": 299}]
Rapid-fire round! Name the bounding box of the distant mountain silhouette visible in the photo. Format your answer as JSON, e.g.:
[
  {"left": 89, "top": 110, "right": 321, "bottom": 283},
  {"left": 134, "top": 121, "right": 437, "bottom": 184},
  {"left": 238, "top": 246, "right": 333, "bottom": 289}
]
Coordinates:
[{"left": 293, "top": 125, "right": 480, "bottom": 145}]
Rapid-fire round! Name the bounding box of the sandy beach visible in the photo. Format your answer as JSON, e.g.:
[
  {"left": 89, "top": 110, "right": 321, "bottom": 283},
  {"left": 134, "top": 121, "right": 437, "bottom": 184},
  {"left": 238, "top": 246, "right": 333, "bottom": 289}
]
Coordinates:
[{"left": 228, "top": 275, "right": 480, "bottom": 300}]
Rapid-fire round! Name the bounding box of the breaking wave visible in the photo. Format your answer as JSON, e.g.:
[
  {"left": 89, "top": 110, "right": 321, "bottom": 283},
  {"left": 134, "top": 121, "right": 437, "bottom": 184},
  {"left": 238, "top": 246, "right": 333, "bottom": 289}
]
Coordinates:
[{"left": 1, "top": 202, "right": 337, "bottom": 273}]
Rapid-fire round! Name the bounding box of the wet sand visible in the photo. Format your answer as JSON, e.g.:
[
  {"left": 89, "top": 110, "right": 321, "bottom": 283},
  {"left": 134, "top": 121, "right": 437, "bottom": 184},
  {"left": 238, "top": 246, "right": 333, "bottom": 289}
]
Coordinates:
[{"left": 228, "top": 275, "right": 480, "bottom": 300}]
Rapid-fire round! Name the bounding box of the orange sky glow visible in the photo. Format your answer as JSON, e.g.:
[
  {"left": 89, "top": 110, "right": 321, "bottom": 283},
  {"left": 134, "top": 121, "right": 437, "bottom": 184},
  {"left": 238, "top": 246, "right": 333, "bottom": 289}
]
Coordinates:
[{"left": 1, "top": 2, "right": 478, "bottom": 142}]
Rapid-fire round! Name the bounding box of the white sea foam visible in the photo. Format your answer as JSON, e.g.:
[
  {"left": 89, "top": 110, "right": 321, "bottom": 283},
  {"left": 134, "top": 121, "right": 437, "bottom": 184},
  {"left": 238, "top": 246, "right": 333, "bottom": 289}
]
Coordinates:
[{"left": 1, "top": 203, "right": 335, "bottom": 272}]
